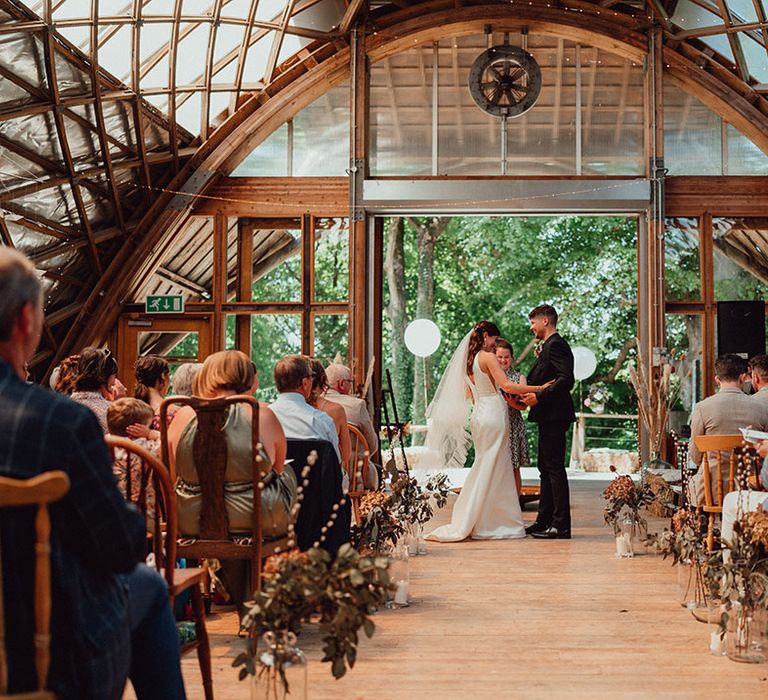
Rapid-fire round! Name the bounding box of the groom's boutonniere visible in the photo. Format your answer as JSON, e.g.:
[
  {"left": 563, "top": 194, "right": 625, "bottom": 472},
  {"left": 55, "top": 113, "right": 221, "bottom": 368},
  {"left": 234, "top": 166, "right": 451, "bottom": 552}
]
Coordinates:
[{"left": 534, "top": 341, "right": 543, "bottom": 358}]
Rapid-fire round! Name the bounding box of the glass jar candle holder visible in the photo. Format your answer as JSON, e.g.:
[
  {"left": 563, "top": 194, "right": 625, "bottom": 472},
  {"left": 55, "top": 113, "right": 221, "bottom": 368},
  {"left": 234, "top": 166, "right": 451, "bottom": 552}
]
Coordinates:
[
  {"left": 386, "top": 544, "right": 410, "bottom": 609},
  {"left": 251, "top": 631, "right": 308, "bottom": 700}
]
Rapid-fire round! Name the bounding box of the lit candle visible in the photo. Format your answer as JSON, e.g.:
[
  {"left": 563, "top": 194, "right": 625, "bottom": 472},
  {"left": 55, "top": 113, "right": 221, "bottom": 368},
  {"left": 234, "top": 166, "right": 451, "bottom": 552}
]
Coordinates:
[
  {"left": 616, "top": 534, "right": 632, "bottom": 558},
  {"left": 394, "top": 580, "right": 409, "bottom": 605},
  {"left": 710, "top": 631, "right": 723, "bottom": 655}
]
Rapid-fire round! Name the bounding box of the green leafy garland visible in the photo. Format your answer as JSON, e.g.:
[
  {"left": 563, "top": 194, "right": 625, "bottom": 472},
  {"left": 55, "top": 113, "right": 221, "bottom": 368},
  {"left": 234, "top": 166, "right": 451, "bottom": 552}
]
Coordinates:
[{"left": 233, "top": 544, "right": 392, "bottom": 688}]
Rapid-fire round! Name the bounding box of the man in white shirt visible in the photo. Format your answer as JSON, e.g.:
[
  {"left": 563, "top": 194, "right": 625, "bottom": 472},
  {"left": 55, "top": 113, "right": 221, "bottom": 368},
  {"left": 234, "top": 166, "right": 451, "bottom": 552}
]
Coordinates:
[
  {"left": 687, "top": 354, "right": 768, "bottom": 505},
  {"left": 270, "top": 355, "right": 340, "bottom": 460},
  {"left": 325, "top": 362, "right": 379, "bottom": 489}
]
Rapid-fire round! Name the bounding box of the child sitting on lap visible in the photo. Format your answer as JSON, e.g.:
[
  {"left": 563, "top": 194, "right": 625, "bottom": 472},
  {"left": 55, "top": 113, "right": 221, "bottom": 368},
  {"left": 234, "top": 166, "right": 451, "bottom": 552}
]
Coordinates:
[{"left": 107, "top": 398, "right": 160, "bottom": 518}]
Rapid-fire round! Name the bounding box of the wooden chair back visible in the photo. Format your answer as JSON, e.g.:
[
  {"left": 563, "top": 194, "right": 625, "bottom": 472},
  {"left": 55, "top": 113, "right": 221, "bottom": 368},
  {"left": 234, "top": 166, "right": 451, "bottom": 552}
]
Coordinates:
[
  {"left": 693, "top": 434, "right": 744, "bottom": 508},
  {"left": 105, "top": 436, "right": 177, "bottom": 591},
  {"left": 346, "top": 426, "right": 369, "bottom": 524},
  {"left": 0, "top": 470, "right": 69, "bottom": 697},
  {"left": 105, "top": 436, "right": 214, "bottom": 700},
  {"left": 159, "top": 395, "right": 269, "bottom": 592}
]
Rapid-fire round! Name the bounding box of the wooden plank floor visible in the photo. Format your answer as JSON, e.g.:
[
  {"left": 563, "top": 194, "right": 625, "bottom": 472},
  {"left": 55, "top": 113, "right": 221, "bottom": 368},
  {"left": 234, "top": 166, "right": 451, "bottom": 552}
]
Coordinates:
[{"left": 174, "top": 481, "right": 768, "bottom": 700}]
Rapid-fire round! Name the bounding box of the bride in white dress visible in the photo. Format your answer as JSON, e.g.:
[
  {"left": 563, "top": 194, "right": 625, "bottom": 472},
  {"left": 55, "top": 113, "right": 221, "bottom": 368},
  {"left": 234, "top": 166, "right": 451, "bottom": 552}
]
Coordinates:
[{"left": 426, "top": 321, "right": 551, "bottom": 541}]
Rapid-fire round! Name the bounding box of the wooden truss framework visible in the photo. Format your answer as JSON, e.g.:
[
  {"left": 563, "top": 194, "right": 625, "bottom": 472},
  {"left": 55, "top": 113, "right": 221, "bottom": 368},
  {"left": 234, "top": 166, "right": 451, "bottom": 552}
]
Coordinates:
[{"left": 4, "top": 0, "right": 768, "bottom": 379}]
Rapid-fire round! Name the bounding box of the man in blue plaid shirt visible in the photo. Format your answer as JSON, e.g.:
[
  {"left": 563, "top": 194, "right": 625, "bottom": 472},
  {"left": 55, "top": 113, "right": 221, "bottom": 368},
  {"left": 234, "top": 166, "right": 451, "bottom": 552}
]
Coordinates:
[{"left": 0, "top": 248, "right": 185, "bottom": 699}]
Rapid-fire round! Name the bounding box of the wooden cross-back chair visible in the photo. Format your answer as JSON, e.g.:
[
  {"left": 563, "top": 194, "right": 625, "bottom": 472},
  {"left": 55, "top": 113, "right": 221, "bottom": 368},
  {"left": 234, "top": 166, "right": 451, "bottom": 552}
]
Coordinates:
[
  {"left": 0, "top": 470, "right": 69, "bottom": 699},
  {"left": 693, "top": 434, "right": 744, "bottom": 552},
  {"left": 346, "top": 425, "right": 370, "bottom": 524},
  {"left": 159, "top": 395, "right": 290, "bottom": 596},
  {"left": 105, "top": 436, "right": 213, "bottom": 700}
]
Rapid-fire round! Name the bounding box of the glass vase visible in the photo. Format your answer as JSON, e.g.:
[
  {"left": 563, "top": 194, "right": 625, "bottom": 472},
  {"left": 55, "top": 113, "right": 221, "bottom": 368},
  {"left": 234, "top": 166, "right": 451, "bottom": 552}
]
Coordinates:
[
  {"left": 405, "top": 522, "right": 426, "bottom": 556},
  {"left": 707, "top": 600, "right": 727, "bottom": 657},
  {"left": 677, "top": 559, "right": 709, "bottom": 622},
  {"left": 615, "top": 512, "right": 638, "bottom": 558},
  {"left": 725, "top": 602, "right": 767, "bottom": 664},
  {"left": 386, "top": 543, "right": 410, "bottom": 609},
  {"left": 251, "top": 631, "right": 308, "bottom": 700}
]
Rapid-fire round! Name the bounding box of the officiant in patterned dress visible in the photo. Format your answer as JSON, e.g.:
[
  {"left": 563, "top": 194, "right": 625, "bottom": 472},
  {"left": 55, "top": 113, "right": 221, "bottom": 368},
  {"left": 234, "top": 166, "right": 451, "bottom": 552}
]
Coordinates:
[{"left": 495, "top": 338, "right": 530, "bottom": 497}]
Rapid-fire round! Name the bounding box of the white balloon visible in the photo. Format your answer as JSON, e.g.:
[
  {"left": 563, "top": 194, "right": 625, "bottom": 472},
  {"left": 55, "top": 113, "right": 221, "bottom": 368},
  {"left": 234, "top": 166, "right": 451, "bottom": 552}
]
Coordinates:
[
  {"left": 404, "top": 319, "right": 442, "bottom": 358},
  {"left": 572, "top": 346, "right": 598, "bottom": 381}
]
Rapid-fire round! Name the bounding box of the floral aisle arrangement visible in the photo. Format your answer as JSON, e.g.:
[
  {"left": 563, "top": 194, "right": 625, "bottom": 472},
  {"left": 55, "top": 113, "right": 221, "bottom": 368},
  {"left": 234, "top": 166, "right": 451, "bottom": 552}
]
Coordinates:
[
  {"left": 627, "top": 348, "right": 685, "bottom": 468},
  {"left": 234, "top": 544, "right": 392, "bottom": 696},
  {"left": 390, "top": 471, "right": 451, "bottom": 554},
  {"left": 645, "top": 508, "right": 710, "bottom": 617},
  {"left": 705, "top": 506, "right": 768, "bottom": 663},
  {"left": 350, "top": 490, "right": 405, "bottom": 555},
  {"left": 603, "top": 471, "right": 654, "bottom": 557}
]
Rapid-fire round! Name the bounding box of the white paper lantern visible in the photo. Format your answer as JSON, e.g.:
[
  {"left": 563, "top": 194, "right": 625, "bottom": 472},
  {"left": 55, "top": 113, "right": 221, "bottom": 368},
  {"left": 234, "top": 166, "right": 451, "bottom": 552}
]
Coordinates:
[
  {"left": 404, "top": 319, "right": 442, "bottom": 358},
  {"left": 572, "top": 346, "right": 598, "bottom": 381}
]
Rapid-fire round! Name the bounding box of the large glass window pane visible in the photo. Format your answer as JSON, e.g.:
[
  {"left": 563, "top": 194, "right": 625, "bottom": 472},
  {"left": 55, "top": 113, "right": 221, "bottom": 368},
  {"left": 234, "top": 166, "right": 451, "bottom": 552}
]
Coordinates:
[
  {"left": 726, "top": 124, "right": 768, "bottom": 175},
  {"left": 580, "top": 49, "right": 644, "bottom": 175},
  {"left": 293, "top": 83, "right": 350, "bottom": 176},
  {"left": 313, "top": 313, "right": 349, "bottom": 366},
  {"left": 251, "top": 314, "right": 302, "bottom": 402},
  {"left": 665, "top": 218, "right": 701, "bottom": 301},
  {"left": 370, "top": 48, "right": 434, "bottom": 176},
  {"left": 664, "top": 78, "right": 722, "bottom": 175},
  {"left": 231, "top": 124, "right": 289, "bottom": 176},
  {"left": 251, "top": 224, "right": 302, "bottom": 302},
  {"left": 313, "top": 218, "right": 349, "bottom": 302},
  {"left": 712, "top": 217, "right": 768, "bottom": 301},
  {"left": 666, "top": 313, "right": 703, "bottom": 429}
]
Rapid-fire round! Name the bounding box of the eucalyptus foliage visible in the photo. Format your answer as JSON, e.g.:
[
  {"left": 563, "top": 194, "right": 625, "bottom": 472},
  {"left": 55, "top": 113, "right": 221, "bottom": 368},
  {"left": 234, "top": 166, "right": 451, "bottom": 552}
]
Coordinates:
[{"left": 234, "top": 544, "right": 392, "bottom": 687}]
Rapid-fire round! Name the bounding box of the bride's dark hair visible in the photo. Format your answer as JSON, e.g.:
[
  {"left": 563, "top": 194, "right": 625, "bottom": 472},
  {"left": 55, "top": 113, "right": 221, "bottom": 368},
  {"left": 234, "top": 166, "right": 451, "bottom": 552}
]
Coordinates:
[{"left": 467, "top": 321, "right": 501, "bottom": 375}]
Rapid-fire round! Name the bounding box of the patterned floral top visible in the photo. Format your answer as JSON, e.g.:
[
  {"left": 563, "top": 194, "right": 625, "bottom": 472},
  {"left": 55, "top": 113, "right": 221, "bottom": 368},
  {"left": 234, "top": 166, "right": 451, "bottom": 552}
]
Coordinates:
[
  {"left": 504, "top": 368, "right": 530, "bottom": 469},
  {"left": 112, "top": 437, "right": 160, "bottom": 523},
  {"left": 70, "top": 391, "right": 110, "bottom": 433}
]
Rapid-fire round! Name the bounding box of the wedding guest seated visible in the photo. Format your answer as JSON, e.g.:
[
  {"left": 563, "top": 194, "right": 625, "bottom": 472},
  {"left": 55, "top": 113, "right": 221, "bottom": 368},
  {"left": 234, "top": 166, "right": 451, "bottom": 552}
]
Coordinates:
[
  {"left": 688, "top": 354, "right": 768, "bottom": 505},
  {"left": 107, "top": 397, "right": 159, "bottom": 519},
  {"left": 167, "top": 350, "right": 297, "bottom": 613},
  {"left": 126, "top": 355, "right": 175, "bottom": 441},
  {"left": 325, "top": 361, "right": 380, "bottom": 489},
  {"left": 750, "top": 355, "right": 768, "bottom": 406},
  {"left": 49, "top": 353, "right": 79, "bottom": 394},
  {"left": 307, "top": 359, "right": 351, "bottom": 488},
  {"left": 172, "top": 362, "right": 203, "bottom": 396},
  {"left": 0, "top": 247, "right": 185, "bottom": 699},
  {"left": 269, "top": 355, "right": 341, "bottom": 460},
  {"left": 69, "top": 346, "right": 119, "bottom": 432},
  {"left": 720, "top": 439, "right": 768, "bottom": 548}
]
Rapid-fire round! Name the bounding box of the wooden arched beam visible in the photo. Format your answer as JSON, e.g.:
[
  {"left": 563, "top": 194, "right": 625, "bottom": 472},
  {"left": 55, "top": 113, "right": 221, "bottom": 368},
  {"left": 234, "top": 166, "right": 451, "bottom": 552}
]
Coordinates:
[{"left": 53, "top": 1, "right": 768, "bottom": 369}]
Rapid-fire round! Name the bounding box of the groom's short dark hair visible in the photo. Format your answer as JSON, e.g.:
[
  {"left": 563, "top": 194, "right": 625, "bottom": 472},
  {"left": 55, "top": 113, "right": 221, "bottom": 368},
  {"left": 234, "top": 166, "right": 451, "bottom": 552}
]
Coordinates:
[{"left": 529, "top": 304, "right": 558, "bottom": 326}]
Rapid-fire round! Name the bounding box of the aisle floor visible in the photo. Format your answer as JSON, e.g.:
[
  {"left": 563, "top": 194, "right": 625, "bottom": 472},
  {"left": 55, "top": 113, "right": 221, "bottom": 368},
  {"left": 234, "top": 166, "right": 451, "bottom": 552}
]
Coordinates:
[{"left": 172, "top": 480, "right": 768, "bottom": 700}]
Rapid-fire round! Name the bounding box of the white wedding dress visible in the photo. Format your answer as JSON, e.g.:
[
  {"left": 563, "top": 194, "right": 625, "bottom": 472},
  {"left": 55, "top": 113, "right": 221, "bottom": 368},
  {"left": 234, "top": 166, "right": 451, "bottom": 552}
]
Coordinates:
[{"left": 426, "top": 354, "right": 525, "bottom": 541}]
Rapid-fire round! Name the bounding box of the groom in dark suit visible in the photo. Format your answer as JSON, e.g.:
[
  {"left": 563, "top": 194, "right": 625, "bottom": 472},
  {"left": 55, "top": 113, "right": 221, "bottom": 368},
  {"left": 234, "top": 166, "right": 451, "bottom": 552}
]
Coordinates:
[{"left": 520, "top": 304, "right": 575, "bottom": 539}]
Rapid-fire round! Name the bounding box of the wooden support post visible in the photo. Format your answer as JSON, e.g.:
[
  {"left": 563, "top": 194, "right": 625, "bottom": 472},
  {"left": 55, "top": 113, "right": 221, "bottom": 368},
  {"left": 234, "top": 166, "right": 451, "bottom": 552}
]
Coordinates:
[
  {"left": 302, "top": 214, "right": 313, "bottom": 354},
  {"left": 236, "top": 219, "right": 253, "bottom": 358},
  {"left": 701, "top": 212, "right": 716, "bottom": 396},
  {"left": 212, "top": 214, "right": 228, "bottom": 352},
  {"left": 349, "top": 26, "right": 370, "bottom": 387},
  {"left": 643, "top": 25, "right": 666, "bottom": 459}
]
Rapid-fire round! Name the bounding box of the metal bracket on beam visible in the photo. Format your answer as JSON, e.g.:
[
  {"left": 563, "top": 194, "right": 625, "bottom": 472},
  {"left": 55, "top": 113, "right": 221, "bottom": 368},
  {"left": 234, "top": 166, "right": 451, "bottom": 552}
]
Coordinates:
[
  {"left": 167, "top": 170, "right": 216, "bottom": 211},
  {"left": 349, "top": 158, "right": 365, "bottom": 221}
]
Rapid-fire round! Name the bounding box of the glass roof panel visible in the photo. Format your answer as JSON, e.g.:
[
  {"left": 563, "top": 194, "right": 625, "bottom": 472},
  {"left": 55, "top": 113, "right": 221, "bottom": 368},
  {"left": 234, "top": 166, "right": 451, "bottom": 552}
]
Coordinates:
[
  {"left": 740, "top": 32, "right": 768, "bottom": 83},
  {"left": 724, "top": 0, "right": 759, "bottom": 24}
]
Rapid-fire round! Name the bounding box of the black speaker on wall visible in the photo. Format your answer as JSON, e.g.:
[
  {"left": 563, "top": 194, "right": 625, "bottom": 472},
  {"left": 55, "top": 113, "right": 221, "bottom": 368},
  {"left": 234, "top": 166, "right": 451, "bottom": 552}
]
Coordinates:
[{"left": 717, "top": 301, "right": 766, "bottom": 358}]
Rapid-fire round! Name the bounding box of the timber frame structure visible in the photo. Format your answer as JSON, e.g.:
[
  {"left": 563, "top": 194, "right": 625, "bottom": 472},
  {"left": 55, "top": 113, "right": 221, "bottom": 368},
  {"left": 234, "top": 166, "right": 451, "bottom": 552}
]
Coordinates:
[{"left": 2, "top": 0, "right": 768, "bottom": 404}]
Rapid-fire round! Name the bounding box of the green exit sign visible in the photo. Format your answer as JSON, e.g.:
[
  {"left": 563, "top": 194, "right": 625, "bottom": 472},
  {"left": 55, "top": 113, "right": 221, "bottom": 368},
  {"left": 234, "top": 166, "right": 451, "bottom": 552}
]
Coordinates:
[{"left": 145, "top": 295, "right": 184, "bottom": 314}]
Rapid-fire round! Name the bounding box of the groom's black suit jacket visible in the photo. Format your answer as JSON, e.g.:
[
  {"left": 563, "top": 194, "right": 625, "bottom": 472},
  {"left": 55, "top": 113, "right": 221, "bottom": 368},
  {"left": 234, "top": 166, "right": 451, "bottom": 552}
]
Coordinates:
[{"left": 526, "top": 333, "right": 576, "bottom": 424}]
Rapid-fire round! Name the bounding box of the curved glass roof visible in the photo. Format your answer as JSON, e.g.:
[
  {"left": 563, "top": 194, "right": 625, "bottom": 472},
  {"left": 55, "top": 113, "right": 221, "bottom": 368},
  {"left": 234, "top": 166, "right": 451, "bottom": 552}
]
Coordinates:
[
  {"left": 25, "top": 0, "right": 348, "bottom": 135},
  {"left": 2, "top": 0, "right": 768, "bottom": 372}
]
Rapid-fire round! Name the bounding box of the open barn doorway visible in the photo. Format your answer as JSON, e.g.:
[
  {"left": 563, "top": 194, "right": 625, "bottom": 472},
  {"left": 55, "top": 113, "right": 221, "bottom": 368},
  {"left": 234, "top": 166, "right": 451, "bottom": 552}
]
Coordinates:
[{"left": 379, "top": 214, "right": 646, "bottom": 475}]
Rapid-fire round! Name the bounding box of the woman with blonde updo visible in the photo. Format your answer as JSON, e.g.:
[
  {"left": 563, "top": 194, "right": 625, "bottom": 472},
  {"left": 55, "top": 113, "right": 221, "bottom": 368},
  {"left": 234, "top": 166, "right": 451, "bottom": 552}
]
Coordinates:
[{"left": 167, "top": 350, "right": 296, "bottom": 613}]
